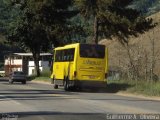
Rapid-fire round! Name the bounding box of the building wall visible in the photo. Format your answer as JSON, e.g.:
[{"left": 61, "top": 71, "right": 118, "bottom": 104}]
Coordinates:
[
  {"left": 28, "top": 61, "right": 50, "bottom": 76},
  {"left": 5, "top": 59, "right": 22, "bottom": 65},
  {"left": 4, "top": 58, "right": 23, "bottom": 76},
  {"left": 4, "top": 54, "right": 52, "bottom": 76}
]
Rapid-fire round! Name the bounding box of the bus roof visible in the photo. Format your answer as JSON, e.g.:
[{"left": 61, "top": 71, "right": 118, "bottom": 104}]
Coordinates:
[
  {"left": 54, "top": 43, "right": 106, "bottom": 50},
  {"left": 54, "top": 43, "right": 80, "bottom": 50}
]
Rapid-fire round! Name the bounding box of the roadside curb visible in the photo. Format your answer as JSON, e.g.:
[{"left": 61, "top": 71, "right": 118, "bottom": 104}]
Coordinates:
[
  {"left": 116, "top": 92, "right": 160, "bottom": 101},
  {"left": 30, "top": 80, "right": 51, "bottom": 85}
]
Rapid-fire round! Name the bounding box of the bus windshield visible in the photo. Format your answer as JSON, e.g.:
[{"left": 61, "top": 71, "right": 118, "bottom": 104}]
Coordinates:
[{"left": 80, "top": 44, "right": 105, "bottom": 58}]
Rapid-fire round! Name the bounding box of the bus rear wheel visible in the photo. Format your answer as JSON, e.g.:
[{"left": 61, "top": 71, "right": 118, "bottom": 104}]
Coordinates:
[{"left": 54, "top": 84, "right": 58, "bottom": 89}]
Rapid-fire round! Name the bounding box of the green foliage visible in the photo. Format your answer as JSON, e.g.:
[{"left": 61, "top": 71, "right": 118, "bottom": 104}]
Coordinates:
[
  {"left": 0, "top": 62, "right": 3, "bottom": 70},
  {"left": 6, "top": 0, "right": 75, "bottom": 76},
  {"left": 27, "top": 75, "right": 50, "bottom": 83},
  {"left": 0, "top": 0, "right": 20, "bottom": 35},
  {"left": 6, "top": 0, "right": 78, "bottom": 48},
  {"left": 0, "top": 0, "right": 25, "bottom": 59},
  {"left": 32, "top": 77, "right": 50, "bottom": 83},
  {"left": 75, "top": 0, "right": 113, "bottom": 17},
  {"left": 108, "top": 80, "right": 160, "bottom": 96},
  {"left": 27, "top": 75, "right": 36, "bottom": 81},
  {"left": 36, "top": 77, "right": 50, "bottom": 81},
  {"left": 40, "top": 69, "right": 51, "bottom": 77},
  {"left": 3, "top": 0, "right": 157, "bottom": 47},
  {"left": 0, "top": 0, "right": 8, "bottom": 33},
  {"left": 66, "top": 14, "right": 92, "bottom": 43},
  {"left": 1, "top": 0, "right": 157, "bottom": 76},
  {"left": 74, "top": 0, "right": 155, "bottom": 44}
]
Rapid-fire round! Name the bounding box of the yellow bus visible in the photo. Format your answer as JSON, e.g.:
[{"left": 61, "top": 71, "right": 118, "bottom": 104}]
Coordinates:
[{"left": 50, "top": 43, "right": 108, "bottom": 90}]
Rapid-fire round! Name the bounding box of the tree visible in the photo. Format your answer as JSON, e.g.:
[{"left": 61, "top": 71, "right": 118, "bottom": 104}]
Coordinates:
[
  {"left": 0, "top": 0, "right": 22, "bottom": 63},
  {"left": 7, "top": 0, "right": 74, "bottom": 76},
  {"left": 74, "top": 0, "right": 112, "bottom": 44},
  {"left": 74, "top": 0, "right": 155, "bottom": 44},
  {"left": 0, "top": 0, "right": 9, "bottom": 35},
  {"left": 66, "top": 14, "right": 91, "bottom": 43}
]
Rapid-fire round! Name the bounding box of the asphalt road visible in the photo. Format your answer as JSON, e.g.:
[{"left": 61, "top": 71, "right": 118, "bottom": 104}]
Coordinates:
[{"left": 0, "top": 78, "right": 160, "bottom": 120}]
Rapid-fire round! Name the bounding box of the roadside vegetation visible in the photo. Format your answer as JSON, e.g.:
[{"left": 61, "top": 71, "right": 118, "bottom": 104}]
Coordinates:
[
  {"left": 31, "top": 77, "right": 160, "bottom": 97},
  {"left": 102, "top": 11, "right": 160, "bottom": 97},
  {"left": 0, "top": 0, "right": 160, "bottom": 97},
  {"left": 29, "top": 65, "right": 160, "bottom": 96},
  {"left": 0, "top": 0, "right": 155, "bottom": 77},
  {"left": 107, "top": 80, "right": 160, "bottom": 96},
  {"left": 32, "top": 77, "right": 50, "bottom": 83},
  {"left": 0, "top": 62, "right": 3, "bottom": 70},
  {"left": 28, "top": 70, "right": 51, "bottom": 83}
]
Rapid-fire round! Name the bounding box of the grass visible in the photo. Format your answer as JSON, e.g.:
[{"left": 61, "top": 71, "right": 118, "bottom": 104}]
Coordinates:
[
  {"left": 28, "top": 69, "right": 51, "bottom": 83},
  {"left": 28, "top": 70, "right": 160, "bottom": 97},
  {"left": 108, "top": 80, "right": 160, "bottom": 96},
  {"left": 33, "top": 76, "right": 51, "bottom": 83},
  {"left": 28, "top": 75, "right": 50, "bottom": 83}
]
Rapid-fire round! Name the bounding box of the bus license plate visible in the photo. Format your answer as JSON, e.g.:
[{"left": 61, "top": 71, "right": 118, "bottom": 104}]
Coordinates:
[{"left": 89, "top": 75, "right": 95, "bottom": 79}]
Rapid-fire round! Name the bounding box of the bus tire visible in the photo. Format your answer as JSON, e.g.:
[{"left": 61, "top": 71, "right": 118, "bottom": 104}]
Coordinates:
[
  {"left": 54, "top": 84, "right": 58, "bottom": 89},
  {"left": 64, "top": 77, "right": 70, "bottom": 91}
]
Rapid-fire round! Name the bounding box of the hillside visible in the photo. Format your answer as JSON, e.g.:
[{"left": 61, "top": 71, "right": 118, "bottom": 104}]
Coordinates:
[
  {"left": 99, "top": 12, "right": 160, "bottom": 78},
  {"left": 131, "top": 0, "right": 160, "bottom": 16}
]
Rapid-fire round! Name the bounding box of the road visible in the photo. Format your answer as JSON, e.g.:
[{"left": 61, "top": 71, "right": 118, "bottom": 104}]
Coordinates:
[{"left": 0, "top": 78, "right": 160, "bottom": 120}]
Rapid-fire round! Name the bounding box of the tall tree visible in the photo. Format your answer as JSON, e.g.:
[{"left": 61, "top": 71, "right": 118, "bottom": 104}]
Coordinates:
[
  {"left": 74, "top": 0, "right": 154, "bottom": 44},
  {"left": 7, "top": 0, "right": 73, "bottom": 76},
  {"left": 66, "top": 14, "right": 91, "bottom": 43},
  {"left": 74, "top": 0, "right": 112, "bottom": 44},
  {"left": 0, "top": 0, "right": 11, "bottom": 38}
]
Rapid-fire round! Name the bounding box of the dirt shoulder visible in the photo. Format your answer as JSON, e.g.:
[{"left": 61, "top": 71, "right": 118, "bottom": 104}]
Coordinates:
[
  {"left": 116, "top": 92, "right": 160, "bottom": 101},
  {"left": 31, "top": 80, "right": 160, "bottom": 101},
  {"left": 30, "top": 80, "right": 51, "bottom": 85}
]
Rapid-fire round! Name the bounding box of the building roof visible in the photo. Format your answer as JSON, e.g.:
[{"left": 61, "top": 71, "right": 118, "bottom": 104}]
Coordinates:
[{"left": 13, "top": 53, "right": 52, "bottom": 56}]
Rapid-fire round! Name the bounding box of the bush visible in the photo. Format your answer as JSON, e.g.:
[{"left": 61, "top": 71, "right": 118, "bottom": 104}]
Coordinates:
[
  {"left": 0, "top": 62, "right": 4, "bottom": 71},
  {"left": 27, "top": 75, "right": 36, "bottom": 81},
  {"left": 40, "top": 69, "right": 51, "bottom": 77},
  {"left": 108, "top": 79, "right": 160, "bottom": 96}
]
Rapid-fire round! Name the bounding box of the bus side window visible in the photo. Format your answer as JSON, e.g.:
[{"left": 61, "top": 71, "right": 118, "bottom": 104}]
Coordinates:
[
  {"left": 61, "top": 50, "right": 64, "bottom": 61},
  {"left": 61, "top": 50, "right": 65, "bottom": 62},
  {"left": 63, "top": 49, "right": 68, "bottom": 61},
  {"left": 58, "top": 51, "right": 62, "bottom": 61},
  {"left": 55, "top": 49, "right": 75, "bottom": 62},
  {"left": 55, "top": 51, "right": 59, "bottom": 62},
  {"left": 55, "top": 50, "right": 62, "bottom": 62},
  {"left": 66, "top": 50, "right": 70, "bottom": 61},
  {"left": 69, "top": 48, "right": 75, "bottom": 61}
]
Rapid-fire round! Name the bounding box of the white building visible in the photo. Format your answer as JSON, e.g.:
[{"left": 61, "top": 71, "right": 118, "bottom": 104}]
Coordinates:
[{"left": 4, "top": 53, "right": 52, "bottom": 76}]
